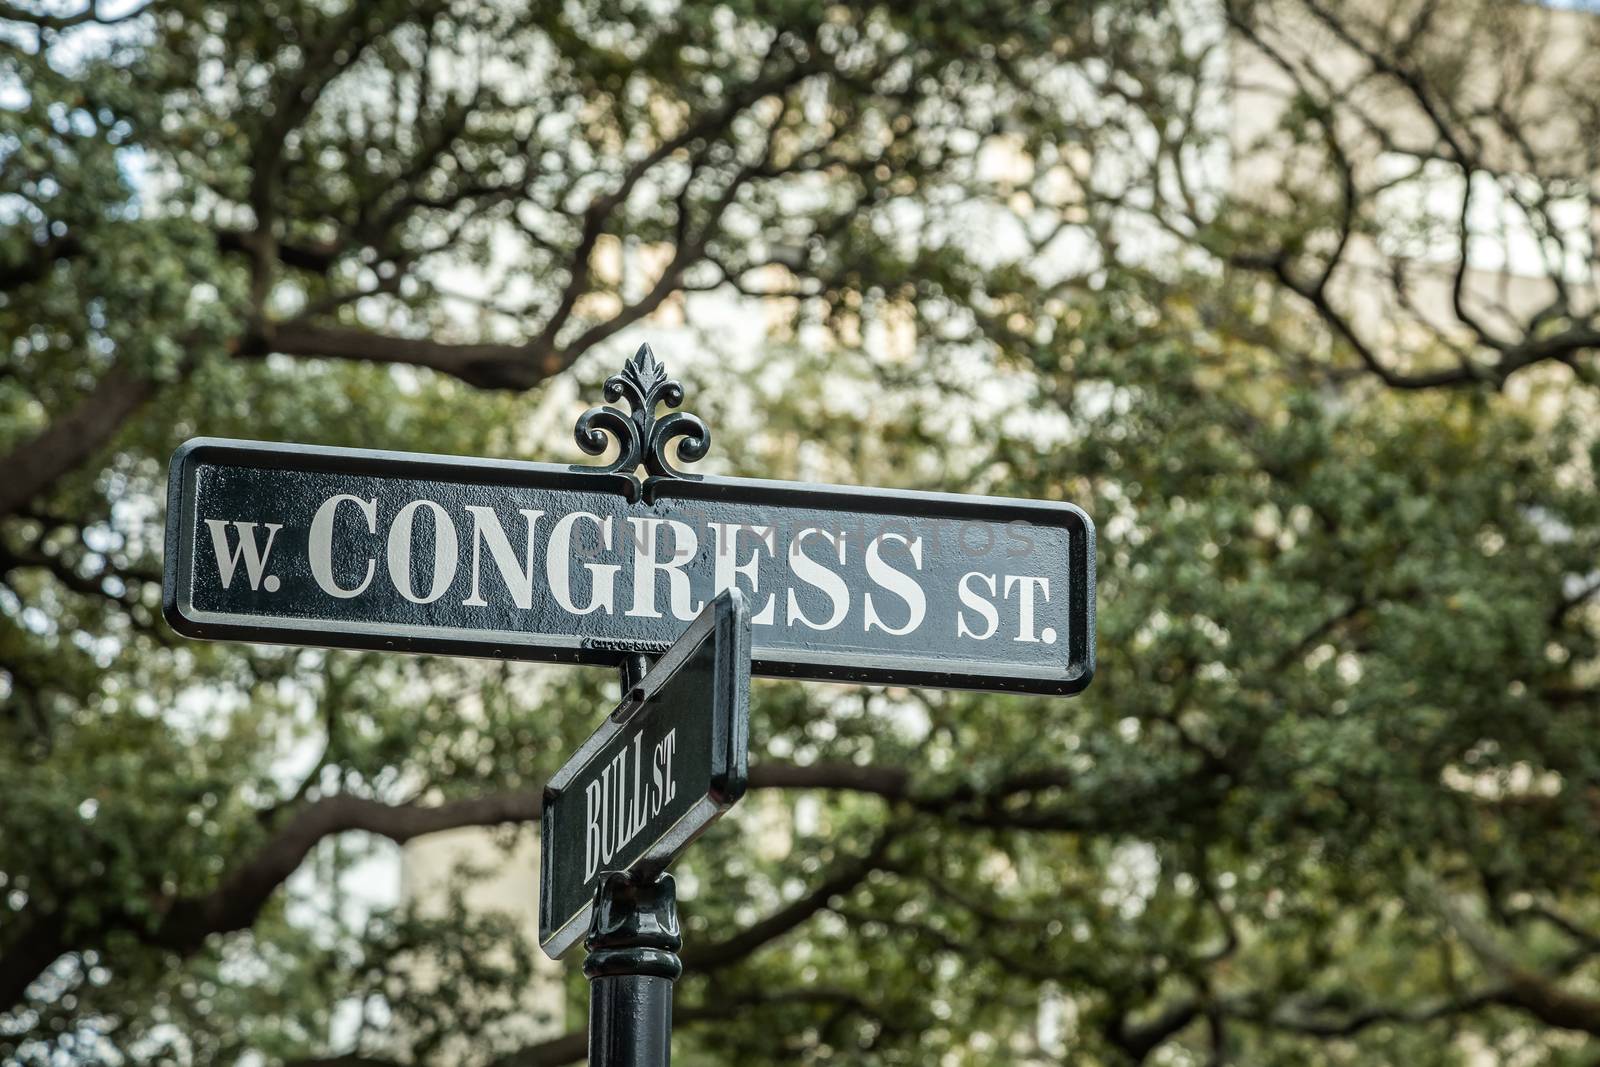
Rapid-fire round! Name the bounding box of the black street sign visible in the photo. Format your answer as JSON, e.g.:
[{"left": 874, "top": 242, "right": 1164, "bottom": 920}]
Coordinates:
[
  {"left": 539, "top": 589, "right": 751, "bottom": 959},
  {"left": 162, "top": 366, "right": 1093, "bottom": 695}
]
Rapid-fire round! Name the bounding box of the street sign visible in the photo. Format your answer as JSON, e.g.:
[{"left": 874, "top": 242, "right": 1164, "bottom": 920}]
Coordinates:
[
  {"left": 157, "top": 345, "right": 1097, "bottom": 1063},
  {"left": 539, "top": 589, "right": 751, "bottom": 959},
  {"left": 162, "top": 350, "right": 1094, "bottom": 694}
]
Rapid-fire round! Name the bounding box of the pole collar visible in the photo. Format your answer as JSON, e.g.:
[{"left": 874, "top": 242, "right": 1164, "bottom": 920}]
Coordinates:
[{"left": 583, "top": 871, "right": 684, "bottom": 982}]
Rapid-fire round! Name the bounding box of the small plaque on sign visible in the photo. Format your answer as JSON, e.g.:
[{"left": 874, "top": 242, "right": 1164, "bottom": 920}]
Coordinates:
[{"left": 538, "top": 590, "right": 751, "bottom": 959}]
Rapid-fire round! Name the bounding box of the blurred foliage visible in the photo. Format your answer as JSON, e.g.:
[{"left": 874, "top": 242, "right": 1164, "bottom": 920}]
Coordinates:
[{"left": 3, "top": 0, "right": 1599, "bottom": 1065}]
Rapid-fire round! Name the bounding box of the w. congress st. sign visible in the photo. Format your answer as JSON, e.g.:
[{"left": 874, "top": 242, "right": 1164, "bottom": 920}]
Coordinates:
[{"left": 163, "top": 346, "right": 1094, "bottom": 694}]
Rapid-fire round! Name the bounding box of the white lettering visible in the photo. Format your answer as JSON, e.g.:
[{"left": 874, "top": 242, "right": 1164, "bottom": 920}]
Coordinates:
[
  {"left": 610, "top": 748, "right": 633, "bottom": 850},
  {"left": 786, "top": 528, "right": 850, "bottom": 631},
  {"left": 386, "top": 499, "right": 458, "bottom": 604},
  {"left": 863, "top": 533, "right": 926, "bottom": 636},
  {"left": 629, "top": 733, "right": 648, "bottom": 841},
  {"left": 548, "top": 512, "right": 620, "bottom": 616},
  {"left": 307, "top": 495, "right": 375, "bottom": 598},
  {"left": 1004, "top": 575, "right": 1052, "bottom": 643},
  {"left": 462, "top": 506, "right": 545, "bottom": 608},
  {"left": 651, "top": 739, "right": 665, "bottom": 817},
  {"left": 709, "top": 522, "right": 777, "bottom": 625},
  {"left": 957, "top": 571, "right": 1000, "bottom": 640},
  {"left": 626, "top": 517, "right": 702, "bottom": 621},
  {"left": 584, "top": 779, "right": 604, "bottom": 882},
  {"left": 663, "top": 728, "right": 676, "bottom": 802},
  {"left": 598, "top": 759, "right": 617, "bottom": 863},
  {"left": 204, "top": 519, "right": 283, "bottom": 592}
]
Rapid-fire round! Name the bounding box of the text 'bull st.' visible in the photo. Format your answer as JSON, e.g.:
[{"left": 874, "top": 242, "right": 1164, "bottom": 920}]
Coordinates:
[{"left": 538, "top": 589, "right": 751, "bottom": 959}]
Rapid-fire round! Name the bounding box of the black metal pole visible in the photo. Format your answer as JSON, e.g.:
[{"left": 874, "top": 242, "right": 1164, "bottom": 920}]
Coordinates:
[
  {"left": 618, "top": 652, "right": 653, "bottom": 695},
  {"left": 584, "top": 871, "right": 681, "bottom": 1067},
  {"left": 584, "top": 652, "right": 676, "bottom": 1066}
]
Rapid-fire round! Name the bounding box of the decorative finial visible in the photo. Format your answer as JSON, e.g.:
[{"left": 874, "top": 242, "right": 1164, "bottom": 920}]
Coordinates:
[{"left": 573, "top": 343, "right": 710, "bottom": 492}]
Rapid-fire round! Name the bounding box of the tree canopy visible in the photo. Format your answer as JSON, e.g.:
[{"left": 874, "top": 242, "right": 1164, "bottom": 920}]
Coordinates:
[{"left": 3, "top": 0, "right": 1599, "bottom": 1064}]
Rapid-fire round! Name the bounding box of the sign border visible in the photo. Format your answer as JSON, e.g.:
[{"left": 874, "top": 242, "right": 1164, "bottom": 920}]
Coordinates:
[
  {"left": 162, "top": 436, "right": 1095, "bottom": 694},
  {"left": 537, "top": 589, "right": 752, "bottom": 959}
]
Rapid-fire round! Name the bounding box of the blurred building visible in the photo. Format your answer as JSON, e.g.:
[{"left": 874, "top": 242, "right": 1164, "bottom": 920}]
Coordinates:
[{"left": 400, "top": 828, "right": 566, "bottom": 1055}]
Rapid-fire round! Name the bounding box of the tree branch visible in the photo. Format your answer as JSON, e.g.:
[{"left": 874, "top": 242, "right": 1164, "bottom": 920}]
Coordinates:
[
  {"left": 155, "top": 791, "right": 541, "bottom": 950},
  {"left": 4, "top": 751, "right": 1145, "bottom": 1016},
  {"left": 246, "top": 321, "right": 576, "bottom": 391},
  {"left": 0, "top": 363, "right": 163, "bottom": 522},
  {"left": 214, "top": 227, "right": 340, "bottom": 274},
  {"left": 0, "top": 232, "right": 82, "bottom": 291},
  {"left": 0, "top": 0, "right": 151, "bottom": 32},
  {"left": 0, "top": 790, "right": 538, "bottom": 1012},
  {"left": 681, "top": 828, "right": 899, "bottom": 971},
  {"left": 1112, "top": 997, "right": 1204, "bottom": 1061}
]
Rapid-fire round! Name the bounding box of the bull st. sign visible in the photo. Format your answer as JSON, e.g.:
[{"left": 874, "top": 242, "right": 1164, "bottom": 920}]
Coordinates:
[
  {"left": 539, "top": 589, "right": 750, "bottom": 959},
  {"left": 163, "top": 344, "right": 1095, "bottom": 694}
]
